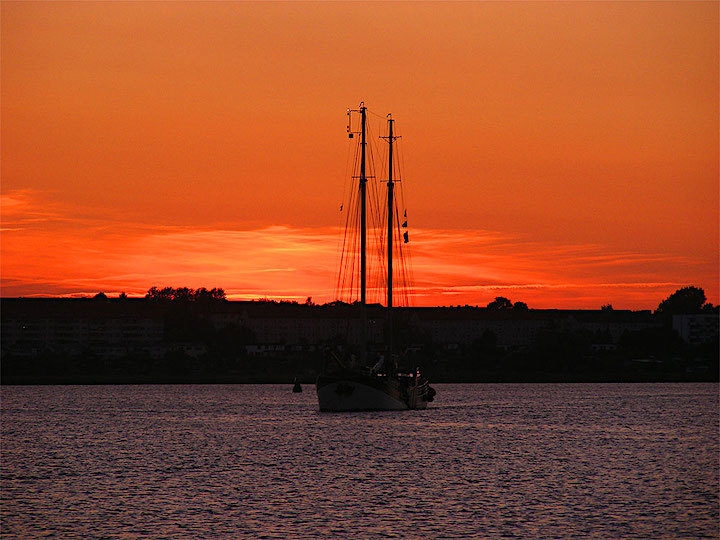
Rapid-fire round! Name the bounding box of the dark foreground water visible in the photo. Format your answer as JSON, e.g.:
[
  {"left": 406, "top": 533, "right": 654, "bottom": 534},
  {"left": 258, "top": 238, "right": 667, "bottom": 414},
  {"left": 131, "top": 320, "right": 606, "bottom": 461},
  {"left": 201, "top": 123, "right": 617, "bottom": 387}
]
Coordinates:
[{"left": 1, "top": 384, "right": 718, "bottom": 539}]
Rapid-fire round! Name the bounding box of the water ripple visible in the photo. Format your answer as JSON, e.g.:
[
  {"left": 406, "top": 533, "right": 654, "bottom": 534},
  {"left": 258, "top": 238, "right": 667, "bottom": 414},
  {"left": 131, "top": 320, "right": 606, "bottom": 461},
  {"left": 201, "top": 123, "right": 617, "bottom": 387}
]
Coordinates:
[{"left": 1, "top": 383, "right": 718, "bottom": 538}]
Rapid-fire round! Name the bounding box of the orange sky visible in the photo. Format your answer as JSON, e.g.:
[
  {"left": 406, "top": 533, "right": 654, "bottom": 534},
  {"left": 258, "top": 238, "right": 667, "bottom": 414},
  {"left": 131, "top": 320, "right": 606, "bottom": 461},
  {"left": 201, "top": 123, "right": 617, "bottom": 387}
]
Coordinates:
[{"left": 2, "top": 2, "right": 718, "bottom": 309}]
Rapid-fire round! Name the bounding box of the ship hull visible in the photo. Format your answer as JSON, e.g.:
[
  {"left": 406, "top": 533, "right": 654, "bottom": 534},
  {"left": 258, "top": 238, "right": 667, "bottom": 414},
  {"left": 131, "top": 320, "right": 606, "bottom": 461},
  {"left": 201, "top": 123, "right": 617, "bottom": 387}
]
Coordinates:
[{"left": 316, "top": 373, "right": 429, "bottom": 412}]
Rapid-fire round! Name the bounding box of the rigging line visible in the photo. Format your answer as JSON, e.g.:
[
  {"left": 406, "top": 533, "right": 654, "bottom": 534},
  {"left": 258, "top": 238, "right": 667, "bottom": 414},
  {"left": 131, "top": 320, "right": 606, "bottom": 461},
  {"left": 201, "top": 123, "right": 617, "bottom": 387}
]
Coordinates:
[
  {"left": 397, "top": 192, "right": 415, "bottom": 305},
  {"left": 395, "top": 136, "right": 404, "bottom": 183},
  {"left": 392, "top": 155, "right": 414, "bottom": 307},
  {"left": 348, "top": 184, "right": 360, "bottom": 301},
  {"left": 346, "top": 188, "right": 360, "bottom": 302},
  {"left": 401, "top": 226, "right": 415, "bottom": 306},
  {"left": 375, "top": 192, "right": 388, "bottom": 305},
  {"left": 370, "top": 126, "right": 384, "bottom": 303},
  {"left": 336, "top": 138, "right": 360, "bottom": 300},
  {"left": 368, "top": 125, "right": 387, "bottom": 304},
  {"left": 397, "top": 137, "right": 407, "bottom": 193},
  {"left": 367, "top": 108, "right": 387, "bottom": 120},
  {"left": 348, "top": 238, "right": 355, "bottom": 299},
  {"left": 339, "top": 140, "right": 363, "bottom": 303},
  {"left": 393, "top": 235, "right": 401, "bottom": 307},
  {"left": 336, "top": 137, "right": 360, "bottom": 299},
  {"left": 402, "top": 232, "right": 413, "bottom": 306},
  {"left": 364, "top": 122, "right": 377, "bottom": 302},
  {"left": 401, "top": 203, "right": 415, "bottom": 300},
  {"left": 398, "top": 238, "right": 407, "bottom": 305},
  {"left": 341, "top": 130, "right": 354, "bottom": 209},
  {"left": 376, "top": 146, "right": 388, "bottom": 186},
  {"left": 353, "top": 136, "right": 364, "bottom": 302},
  {"left": 394, "top": 200, "right": 407, "bottom": 307},
  {"left": 369, "top": 202, "right": 384, "bottom": 303},
  {"left": 345, "top": 214, "right": 354, "bottom": 301},
  {"left": 384, "top": 191, "right": 393, "bottom": 306},
  {"left": 349, "top": 133, "right": 361, "bottom": 200},
  {"left": 336, "top": 208, "right": 349, "bottom": 300},
  {"left": 398, "top": 179, "right": 409, "bottom": 231},
  {"left": 375, "top": 186, "right": 405, "bottom": 308}
]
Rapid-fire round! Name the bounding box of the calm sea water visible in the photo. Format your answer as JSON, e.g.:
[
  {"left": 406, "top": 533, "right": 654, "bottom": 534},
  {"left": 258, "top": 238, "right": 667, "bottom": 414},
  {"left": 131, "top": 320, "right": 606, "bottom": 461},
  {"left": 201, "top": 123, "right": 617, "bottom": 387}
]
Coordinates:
[{"left": 1, "top": 383, "right": 718, "bottom": 539}]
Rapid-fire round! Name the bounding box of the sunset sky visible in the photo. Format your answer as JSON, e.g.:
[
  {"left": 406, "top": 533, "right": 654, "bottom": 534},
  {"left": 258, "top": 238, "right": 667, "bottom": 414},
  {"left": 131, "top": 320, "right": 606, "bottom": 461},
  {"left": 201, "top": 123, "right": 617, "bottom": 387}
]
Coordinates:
[{"left": 2, "top": 1, "right": 718, "bottom": 309}]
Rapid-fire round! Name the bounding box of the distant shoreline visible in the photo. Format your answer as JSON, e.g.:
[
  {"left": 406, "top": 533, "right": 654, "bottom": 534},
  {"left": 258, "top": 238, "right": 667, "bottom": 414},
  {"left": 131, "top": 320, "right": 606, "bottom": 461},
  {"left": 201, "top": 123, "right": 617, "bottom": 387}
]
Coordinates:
[{"left": 3, "top": 297, "right": 717, "bottom": 387}]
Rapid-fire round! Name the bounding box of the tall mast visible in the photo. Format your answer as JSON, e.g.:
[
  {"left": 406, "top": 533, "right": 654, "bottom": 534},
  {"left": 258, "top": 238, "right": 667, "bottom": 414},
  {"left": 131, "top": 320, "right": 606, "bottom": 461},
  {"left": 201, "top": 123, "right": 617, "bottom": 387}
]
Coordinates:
[
  {"left": 386, "top": 116, "right": 394, "bottom": 310},
  {"left": 386, "top": 115, "right": 394, "bottom": 361},
  {"left": 359, "top": 103, "right": 367, "bottom": 363}
]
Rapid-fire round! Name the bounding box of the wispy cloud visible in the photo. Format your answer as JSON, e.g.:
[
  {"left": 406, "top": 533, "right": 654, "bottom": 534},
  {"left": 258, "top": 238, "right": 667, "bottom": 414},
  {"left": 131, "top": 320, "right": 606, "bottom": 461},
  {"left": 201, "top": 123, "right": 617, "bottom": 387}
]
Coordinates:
[{"left": 1, "top": 191, "right": 716, "bottom": 308}]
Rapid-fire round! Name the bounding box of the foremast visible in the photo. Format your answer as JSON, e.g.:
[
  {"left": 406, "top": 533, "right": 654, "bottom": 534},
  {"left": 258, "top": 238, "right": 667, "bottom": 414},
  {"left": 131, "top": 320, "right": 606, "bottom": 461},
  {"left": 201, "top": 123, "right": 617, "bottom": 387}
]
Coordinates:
[
  {"left": 348, "top": 103, "right": 368, "bottom": 365},
  {"left": 359, "top": 104, "right": 367, "bottom": 365}
]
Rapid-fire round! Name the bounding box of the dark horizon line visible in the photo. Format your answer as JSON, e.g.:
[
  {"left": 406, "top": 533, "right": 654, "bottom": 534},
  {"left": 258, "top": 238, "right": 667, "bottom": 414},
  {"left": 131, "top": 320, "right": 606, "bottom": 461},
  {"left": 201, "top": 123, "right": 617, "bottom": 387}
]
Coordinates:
[{"left": 4, "top": 295, "right": 719, "bottom": 315}]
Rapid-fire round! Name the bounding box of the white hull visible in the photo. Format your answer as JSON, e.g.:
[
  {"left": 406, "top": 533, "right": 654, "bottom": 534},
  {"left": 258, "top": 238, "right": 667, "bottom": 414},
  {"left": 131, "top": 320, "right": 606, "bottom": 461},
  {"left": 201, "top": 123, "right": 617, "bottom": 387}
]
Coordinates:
[
  {"left": 316, "top": 374, "right": 430, "bottom": 412},
  {"left": 317, "top": 380, "right": 407, "bottom": 411}
]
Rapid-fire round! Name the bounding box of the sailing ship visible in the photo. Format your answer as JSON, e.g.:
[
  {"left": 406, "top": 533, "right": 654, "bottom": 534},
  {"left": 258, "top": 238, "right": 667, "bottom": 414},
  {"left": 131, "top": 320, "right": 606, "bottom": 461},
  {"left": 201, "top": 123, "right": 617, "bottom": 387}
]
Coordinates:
[{"left": 316, "top": 103, "right": 436, "bottom": 411}]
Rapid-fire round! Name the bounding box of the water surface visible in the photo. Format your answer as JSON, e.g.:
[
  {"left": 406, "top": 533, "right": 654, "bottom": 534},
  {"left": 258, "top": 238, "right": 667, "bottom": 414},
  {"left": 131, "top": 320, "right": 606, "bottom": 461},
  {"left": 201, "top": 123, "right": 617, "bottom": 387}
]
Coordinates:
[{"left": 2, "top": 383, "right": 718, "bottom": 538}]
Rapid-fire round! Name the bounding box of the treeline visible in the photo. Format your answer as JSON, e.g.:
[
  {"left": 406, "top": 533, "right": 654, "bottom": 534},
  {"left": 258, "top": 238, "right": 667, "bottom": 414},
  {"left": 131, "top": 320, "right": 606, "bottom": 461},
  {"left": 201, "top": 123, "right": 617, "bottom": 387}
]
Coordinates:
[
  {"left": 482, "top": 286, "right": 716, "bottom": 316},
  {"left": 145, "top": 286, "right": 226, "bottom": 302},
  {"left": 2, "top": 286, "right": 717, "bottom": 384},
  {"left": 91, "top": 285, "right": 717, "bottom": 316}
]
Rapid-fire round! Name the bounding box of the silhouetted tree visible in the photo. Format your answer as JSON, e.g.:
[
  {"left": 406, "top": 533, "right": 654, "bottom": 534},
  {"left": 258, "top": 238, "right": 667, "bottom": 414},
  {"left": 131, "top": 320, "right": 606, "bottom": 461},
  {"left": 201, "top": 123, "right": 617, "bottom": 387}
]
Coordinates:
[
  {"left": 513, "top": 301, "right": 529, "bottom": 311},
  {"left": 119, "top": 292, "right": 128, "bottom": 299},
  {"left": 194, "top": 287, "right": 210, "bottom": 299},
  {"left": 208, "top": 287, "right": 226, "bottom": 300},
  {"left": 93, "top": 292, "right": 108, "bottom": 300},
  {"left": 173, "top": 287, "right": 193, "bottom": 302},
  {"left": 146, "top": 286, "right": 174, "bottom": 301},
  {"left": 146, "top": 286, "right": 226, "bottom": 302},
  {"left": 194, "top": 287, "right": 226, "bottom": 302},
  {"left": 601, "top": 304, "right": 613, "bottom": 311},
  {"left": 656, "top": 286, "right": 707, "bottom": 315},
  {"left": 487, "top": 297, "right": 512, "bottom": 310}
]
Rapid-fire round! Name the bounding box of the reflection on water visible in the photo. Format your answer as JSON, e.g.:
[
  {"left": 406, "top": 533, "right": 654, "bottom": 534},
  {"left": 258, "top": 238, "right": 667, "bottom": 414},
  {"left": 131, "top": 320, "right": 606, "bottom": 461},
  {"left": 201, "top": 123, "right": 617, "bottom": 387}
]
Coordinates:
[{"left": 2, "top": 384, "right": 718, "bottom": 538}]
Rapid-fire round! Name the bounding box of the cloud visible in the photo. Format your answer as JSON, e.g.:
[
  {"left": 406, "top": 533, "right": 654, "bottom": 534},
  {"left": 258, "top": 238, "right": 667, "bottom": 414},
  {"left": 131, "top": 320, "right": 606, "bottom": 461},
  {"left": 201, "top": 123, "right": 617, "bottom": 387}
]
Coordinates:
[{"left": 1, "top": 191, "right": 716, "bottom": 308}]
